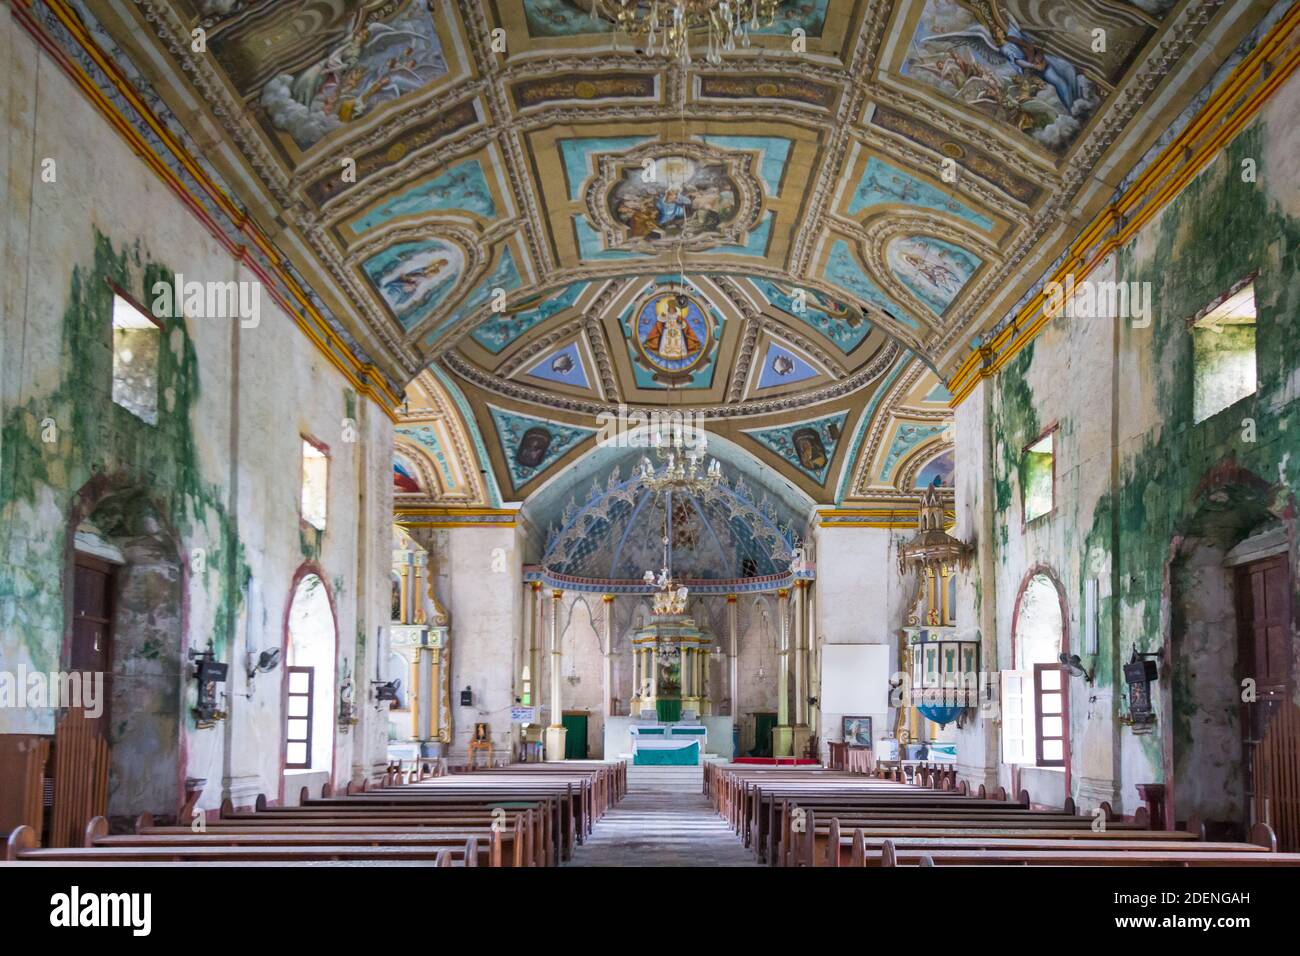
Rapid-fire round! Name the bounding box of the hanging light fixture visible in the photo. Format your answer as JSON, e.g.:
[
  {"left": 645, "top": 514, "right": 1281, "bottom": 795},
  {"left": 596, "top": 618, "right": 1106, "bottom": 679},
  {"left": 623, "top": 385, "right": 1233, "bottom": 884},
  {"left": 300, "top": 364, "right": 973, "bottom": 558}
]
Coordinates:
[
  {"left": 637, "top": 425, "right": 722, "bottom": 497},
  {"left": 644, "top": 496, "right": 690, "bottom": 616},
  {"left": 595, "top": 0, "right": 783, "bottom": 65}
]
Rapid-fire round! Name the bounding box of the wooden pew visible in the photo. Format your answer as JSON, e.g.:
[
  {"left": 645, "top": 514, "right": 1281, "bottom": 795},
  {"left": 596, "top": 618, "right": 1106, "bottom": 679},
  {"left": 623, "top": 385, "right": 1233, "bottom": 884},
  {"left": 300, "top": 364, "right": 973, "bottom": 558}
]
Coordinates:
[{"left": 6, "top": 824, "right": 477, "bottom": 866}]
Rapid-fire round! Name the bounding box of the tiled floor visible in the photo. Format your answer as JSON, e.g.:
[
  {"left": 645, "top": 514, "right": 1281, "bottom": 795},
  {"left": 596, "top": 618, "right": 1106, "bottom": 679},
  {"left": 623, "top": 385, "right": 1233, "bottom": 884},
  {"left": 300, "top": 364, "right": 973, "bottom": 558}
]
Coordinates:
[{"left": 566, "top": 790, "right": 757, "bottom": 867}]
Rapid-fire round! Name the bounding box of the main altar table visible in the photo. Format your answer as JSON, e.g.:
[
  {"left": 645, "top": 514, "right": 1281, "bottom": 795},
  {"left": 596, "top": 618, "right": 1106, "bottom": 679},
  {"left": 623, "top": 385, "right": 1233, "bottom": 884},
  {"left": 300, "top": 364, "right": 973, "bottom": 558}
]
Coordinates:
[{"left": 630, "top": 725, "right": 707, "bottom": 765}]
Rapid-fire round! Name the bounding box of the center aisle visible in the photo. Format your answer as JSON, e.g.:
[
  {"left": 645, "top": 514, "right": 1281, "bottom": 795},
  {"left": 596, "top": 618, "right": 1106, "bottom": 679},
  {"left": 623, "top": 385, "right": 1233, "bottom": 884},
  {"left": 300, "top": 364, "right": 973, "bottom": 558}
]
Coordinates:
[{"left": 565, "top": 790, "right": 756, "bottom": 867}]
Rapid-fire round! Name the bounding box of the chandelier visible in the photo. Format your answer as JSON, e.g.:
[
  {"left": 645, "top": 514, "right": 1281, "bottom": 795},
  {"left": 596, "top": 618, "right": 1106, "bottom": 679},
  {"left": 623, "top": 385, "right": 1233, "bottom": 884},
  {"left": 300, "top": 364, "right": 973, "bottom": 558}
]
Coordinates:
[
  {"left": 595, "top": 0, "right": 783, "bottom": 64},
  {"left": 637, "top": 428, "right": 722, "bottom": 496}
]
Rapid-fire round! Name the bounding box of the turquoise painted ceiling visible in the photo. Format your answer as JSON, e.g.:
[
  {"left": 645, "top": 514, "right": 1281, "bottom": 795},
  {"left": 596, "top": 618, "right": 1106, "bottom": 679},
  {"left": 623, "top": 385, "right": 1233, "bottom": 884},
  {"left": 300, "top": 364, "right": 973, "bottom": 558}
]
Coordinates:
[{"left": 88, "top": 0, "right": 1270, "bottom": 501}]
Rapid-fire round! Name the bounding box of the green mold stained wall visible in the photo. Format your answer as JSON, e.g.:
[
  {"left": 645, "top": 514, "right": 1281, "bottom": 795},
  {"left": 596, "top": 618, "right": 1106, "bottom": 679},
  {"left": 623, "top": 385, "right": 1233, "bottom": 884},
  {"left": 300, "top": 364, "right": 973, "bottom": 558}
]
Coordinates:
[
  {"left": 1107, "top": 116, "right": 1300, "bottom": 777},
  {"left": 0, "top": 230, "right": 248, "bottom": 731},
  {"left": 984, "top": 108, "right": 1300, "bottom": 810}
]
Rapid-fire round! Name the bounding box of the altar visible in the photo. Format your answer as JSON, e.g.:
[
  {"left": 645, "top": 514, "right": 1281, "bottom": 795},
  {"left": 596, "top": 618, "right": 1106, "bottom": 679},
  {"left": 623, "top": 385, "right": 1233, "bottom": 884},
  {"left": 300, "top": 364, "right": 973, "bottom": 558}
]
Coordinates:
[
  {"left": 628, "top": 612, "right": 714, "bottom": 720},
  {"left": 629, "top": 724, "right": 708, "bottom": 765}
]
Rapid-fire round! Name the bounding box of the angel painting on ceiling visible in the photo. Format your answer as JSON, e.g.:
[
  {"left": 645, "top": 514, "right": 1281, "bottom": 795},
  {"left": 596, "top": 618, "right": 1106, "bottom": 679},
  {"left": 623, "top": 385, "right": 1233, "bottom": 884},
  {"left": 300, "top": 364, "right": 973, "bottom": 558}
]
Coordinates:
[
  {"left": 259, "top": 1, "right": 447, "bottom": 149},
  {"left": 903, "top": 0, "right": 1104, "bottom": 152}
]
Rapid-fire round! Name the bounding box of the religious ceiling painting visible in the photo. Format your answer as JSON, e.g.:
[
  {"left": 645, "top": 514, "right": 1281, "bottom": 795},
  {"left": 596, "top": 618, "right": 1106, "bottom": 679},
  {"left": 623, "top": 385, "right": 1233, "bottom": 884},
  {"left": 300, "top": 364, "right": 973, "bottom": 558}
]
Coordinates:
[
  {"left": 744, "top": 410, "right": 850, "bottom": 486},
  {"left": 842, "top": 359, "right": 956, "bottom": 506},
  {"left": 750, "top": 279, "right": 872, "bottom": 354},
  {"left": 626, "top": 288, "right": 719, "bottom": 387},
  {"left": 898, "top": 0, "right": 1169, "bottom": 154},
  {"left": 423, "top": 244, "right": 527, "bottom": 348},
  {"left": 879, "top": 421, "right": 951, "bottom": 483},
  {"left": 915, "top": 449, "right": 956, "bottom": 488},
  {"left": 346, "top": 159, "right": 498, "bottom": 237},
  {"left": 588, "top": 143, "right": 765, "bottom": 254},
  {"left": 525, "top": 342, "right": 592, "bottom": 390},
  {"left": 362, "top": 238, "right": 466, "bottom": 330},
  {"left": 393, "top": 453, "right": 423, "bottom": 494},
  {"left": 755, "top": 340, "right": 822, "bottom": 391},
  {"left": 519, "top": 0, "right": 833, "bottom": 41},
  {"left": 847, "top": 155, "right": 995, "bottom": 233},
  {"left": 886, "top": 236, "right": 983, "bottom": 316},
  {"left": 822, "top": 241, "right": 917, "bottom": 331},
  {"left": 470, "top": 282, "right": 590, "bottom": 355},
  {"left": 203, "top": 0, "right": 452, "bottom": 154},
  {"left": 488, "top": 406, "right": 598, "bottom": 492}
]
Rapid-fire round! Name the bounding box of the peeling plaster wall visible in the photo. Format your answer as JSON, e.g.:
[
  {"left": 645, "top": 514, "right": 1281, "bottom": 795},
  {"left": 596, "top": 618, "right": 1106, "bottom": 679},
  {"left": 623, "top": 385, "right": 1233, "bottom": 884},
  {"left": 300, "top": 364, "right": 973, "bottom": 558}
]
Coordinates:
[
  {"left": 954, "top": 67, "right": 1300, "bottom": 823},
  {"left": 0, "top": 9, "right": 392, "bottom": 814}
]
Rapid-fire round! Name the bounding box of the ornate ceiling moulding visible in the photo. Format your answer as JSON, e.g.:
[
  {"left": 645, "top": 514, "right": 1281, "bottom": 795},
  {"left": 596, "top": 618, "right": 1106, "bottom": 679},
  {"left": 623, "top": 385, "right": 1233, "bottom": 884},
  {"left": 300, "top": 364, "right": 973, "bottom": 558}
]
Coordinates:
[
  {"left": 428, "top": 264, "right": 930, "bottom": 364},
  {"left": 784, "top": 0, "right": 891, "bottom": 272},
  {"left": 862, "top": 107, "right": 1048, "bottom": 213},
  {"left": 440, "top": 337, "right": 903, "bottom": 421},
  {"left": 848, "top": 357, "right": 938, "bottom": 497},
  {"left": 710, "top": 275, "right": 848, "bottom": 381},
  {"left": 582, "top": 142, "right": 765, "bottom": 255},
  {"left": 927, "top": 0, "right": 1233, "bottom": 359},
  {"left": 845, "top": 214, "right": 1001, "bottom": 331}
]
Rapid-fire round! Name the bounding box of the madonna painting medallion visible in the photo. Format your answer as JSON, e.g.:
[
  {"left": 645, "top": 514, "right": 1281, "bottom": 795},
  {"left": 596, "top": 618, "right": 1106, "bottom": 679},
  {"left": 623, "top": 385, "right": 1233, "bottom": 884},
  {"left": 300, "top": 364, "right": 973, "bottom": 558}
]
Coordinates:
[
  {"left": 632, "top": 291, "right": 714, "bottom": 386},
  {"left": 586, "top": 143, "right": 764, "bottom": 254}
]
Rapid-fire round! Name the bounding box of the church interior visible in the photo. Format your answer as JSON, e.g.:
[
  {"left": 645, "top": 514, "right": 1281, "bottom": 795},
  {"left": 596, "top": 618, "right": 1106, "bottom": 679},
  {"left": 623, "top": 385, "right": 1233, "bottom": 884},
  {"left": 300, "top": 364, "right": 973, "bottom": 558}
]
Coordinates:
[{"left": 3, "top": 0, "right": 1300, "bottom": 891}]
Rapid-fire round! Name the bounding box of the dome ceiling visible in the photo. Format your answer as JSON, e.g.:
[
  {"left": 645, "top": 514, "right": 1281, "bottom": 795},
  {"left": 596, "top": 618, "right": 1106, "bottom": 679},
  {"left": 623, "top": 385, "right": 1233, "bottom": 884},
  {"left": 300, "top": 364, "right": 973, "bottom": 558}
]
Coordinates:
[{"left": 80, "top": 0, "right": 1273, "bottom": 505}]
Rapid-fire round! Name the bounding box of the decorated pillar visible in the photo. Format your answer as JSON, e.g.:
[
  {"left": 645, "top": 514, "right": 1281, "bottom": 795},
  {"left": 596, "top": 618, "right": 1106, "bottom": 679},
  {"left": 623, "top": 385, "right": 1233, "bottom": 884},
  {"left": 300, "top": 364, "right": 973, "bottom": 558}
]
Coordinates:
[
  {"left": 792, "top": 581, "right": 813, "bottom": 759},
  {"left": 774, "top": 588, "right": 793, "bottom": 756},
  {"left": 794, "top": 582, "right": 807, "bottom": 725},
  {"left": 602, "top": 594, "right": 615, "bottom": 718},
  {"left": 727, "top": 595, "right": 738, "bottom": 717},
  {"left": 545, "top": 589, "right": 567, "bottom": 761}
]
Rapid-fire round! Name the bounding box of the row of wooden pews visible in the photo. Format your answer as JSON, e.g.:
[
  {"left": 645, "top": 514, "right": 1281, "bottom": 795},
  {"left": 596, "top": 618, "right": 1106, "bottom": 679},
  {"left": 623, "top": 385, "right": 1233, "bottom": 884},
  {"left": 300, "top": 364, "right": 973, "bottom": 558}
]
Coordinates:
[
  {"left": 4, "top": 760, "right": 625, "bottom": 867},
  {"left": 704, "top": 763, "right": 1300, "bottom": 867}
]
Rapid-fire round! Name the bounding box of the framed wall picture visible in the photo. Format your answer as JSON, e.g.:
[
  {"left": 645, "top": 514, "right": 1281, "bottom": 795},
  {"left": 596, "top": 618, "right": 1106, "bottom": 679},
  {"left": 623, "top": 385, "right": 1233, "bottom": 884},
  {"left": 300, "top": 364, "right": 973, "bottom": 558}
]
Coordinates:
[{"left": 842, "top": 715, "right": 873, "bottom": 748}]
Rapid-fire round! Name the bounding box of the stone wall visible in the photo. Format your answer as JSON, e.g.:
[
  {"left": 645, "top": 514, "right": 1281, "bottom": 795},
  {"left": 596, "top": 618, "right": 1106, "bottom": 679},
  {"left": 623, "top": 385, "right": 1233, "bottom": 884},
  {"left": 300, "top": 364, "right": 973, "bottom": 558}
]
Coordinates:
[
  {"left": 0, "top": 8, "right": 392, "bottom": 814},
  {"left": 952, "top": 65, "right": 1300, "bottom": 822}
]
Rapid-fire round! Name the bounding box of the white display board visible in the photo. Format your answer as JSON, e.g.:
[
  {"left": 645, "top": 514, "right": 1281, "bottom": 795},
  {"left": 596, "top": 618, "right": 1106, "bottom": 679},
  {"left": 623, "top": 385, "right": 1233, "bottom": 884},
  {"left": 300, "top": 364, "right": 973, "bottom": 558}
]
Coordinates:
[{"left": 819, "top": 644, "right": 892, "bottom": 715}]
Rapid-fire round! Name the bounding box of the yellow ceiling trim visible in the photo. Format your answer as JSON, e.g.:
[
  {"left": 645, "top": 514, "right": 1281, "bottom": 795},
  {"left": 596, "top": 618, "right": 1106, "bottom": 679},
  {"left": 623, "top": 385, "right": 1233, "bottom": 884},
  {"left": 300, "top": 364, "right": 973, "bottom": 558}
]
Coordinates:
[
  {"left": 20, "top": 0, "right": 404, "bottom": 418},
  {"left": 947, "top": 5, "right": 1300, "bottom": 407}
]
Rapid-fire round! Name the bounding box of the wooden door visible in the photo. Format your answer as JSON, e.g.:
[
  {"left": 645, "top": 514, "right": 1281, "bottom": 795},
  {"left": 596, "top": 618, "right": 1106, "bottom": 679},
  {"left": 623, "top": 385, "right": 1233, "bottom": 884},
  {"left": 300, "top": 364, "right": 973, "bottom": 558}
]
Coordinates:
[
  {"left": 1236, "top": 554, "right": 1296, "bottom": 849},
  {"left": 70, "top": 554, "right": 115, "bottom": 738},
  {"left": 562, "top": 712, "right": 589, "bottom": 760}
]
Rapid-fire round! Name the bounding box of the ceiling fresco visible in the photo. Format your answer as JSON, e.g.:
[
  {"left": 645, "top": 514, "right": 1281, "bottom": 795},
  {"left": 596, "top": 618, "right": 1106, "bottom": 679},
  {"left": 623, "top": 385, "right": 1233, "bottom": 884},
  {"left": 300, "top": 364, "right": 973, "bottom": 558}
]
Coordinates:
[{"left": 71, "top": 0, "right": 1274, "bottom": 512}]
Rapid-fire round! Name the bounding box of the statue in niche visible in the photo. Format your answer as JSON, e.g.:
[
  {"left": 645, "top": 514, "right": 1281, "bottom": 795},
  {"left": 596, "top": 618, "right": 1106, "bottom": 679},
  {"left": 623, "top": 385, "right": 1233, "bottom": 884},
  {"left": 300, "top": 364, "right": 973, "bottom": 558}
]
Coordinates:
[{"left": 516, "top": 427, "right": 552, "bottom": 469}]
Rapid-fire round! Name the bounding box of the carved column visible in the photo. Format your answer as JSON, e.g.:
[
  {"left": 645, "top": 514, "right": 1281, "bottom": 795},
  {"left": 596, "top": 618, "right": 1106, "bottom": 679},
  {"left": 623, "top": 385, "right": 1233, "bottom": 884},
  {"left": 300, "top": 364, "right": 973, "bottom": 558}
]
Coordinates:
[
  {"left": 774, "top": 588, "right": 793, "bottom": 756},
  {"left": 727, "top": 595, "right": 738, "bottom": 718},
  {"left": 544, "top": 589, "right": 567, "bottom": 761},
  {"left": 602, "top": 595, "right": 614, "bottom": 718}
]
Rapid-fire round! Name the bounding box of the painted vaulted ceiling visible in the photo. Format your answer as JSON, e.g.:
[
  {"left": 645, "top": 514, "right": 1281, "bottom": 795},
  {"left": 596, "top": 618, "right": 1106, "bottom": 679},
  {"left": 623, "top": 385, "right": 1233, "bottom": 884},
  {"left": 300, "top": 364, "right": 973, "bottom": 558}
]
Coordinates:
[{"left": 78, "top": 0, "right": 1272, "bottom": 508}]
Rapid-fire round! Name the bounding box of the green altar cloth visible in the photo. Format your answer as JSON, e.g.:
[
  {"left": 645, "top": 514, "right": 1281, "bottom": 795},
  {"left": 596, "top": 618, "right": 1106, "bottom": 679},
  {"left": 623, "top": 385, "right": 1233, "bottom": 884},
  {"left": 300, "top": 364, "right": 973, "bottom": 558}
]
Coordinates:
[
  {"left": 633, "top": 741, "right": 700, "bottom": 765},
  {"left": 656, "top": 698, "right": 683, "bottom": 722}
]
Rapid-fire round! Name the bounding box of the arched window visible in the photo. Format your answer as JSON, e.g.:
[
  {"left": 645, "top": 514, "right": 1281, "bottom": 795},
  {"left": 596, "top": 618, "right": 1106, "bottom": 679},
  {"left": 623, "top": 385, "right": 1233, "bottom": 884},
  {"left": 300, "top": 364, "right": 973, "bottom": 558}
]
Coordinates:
[
  {"left": 1004, "top": 570, "right": 1069, "bottom": 769},
  {"left": 284, "top": 572, "right": 337, "bottom": 773}
]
